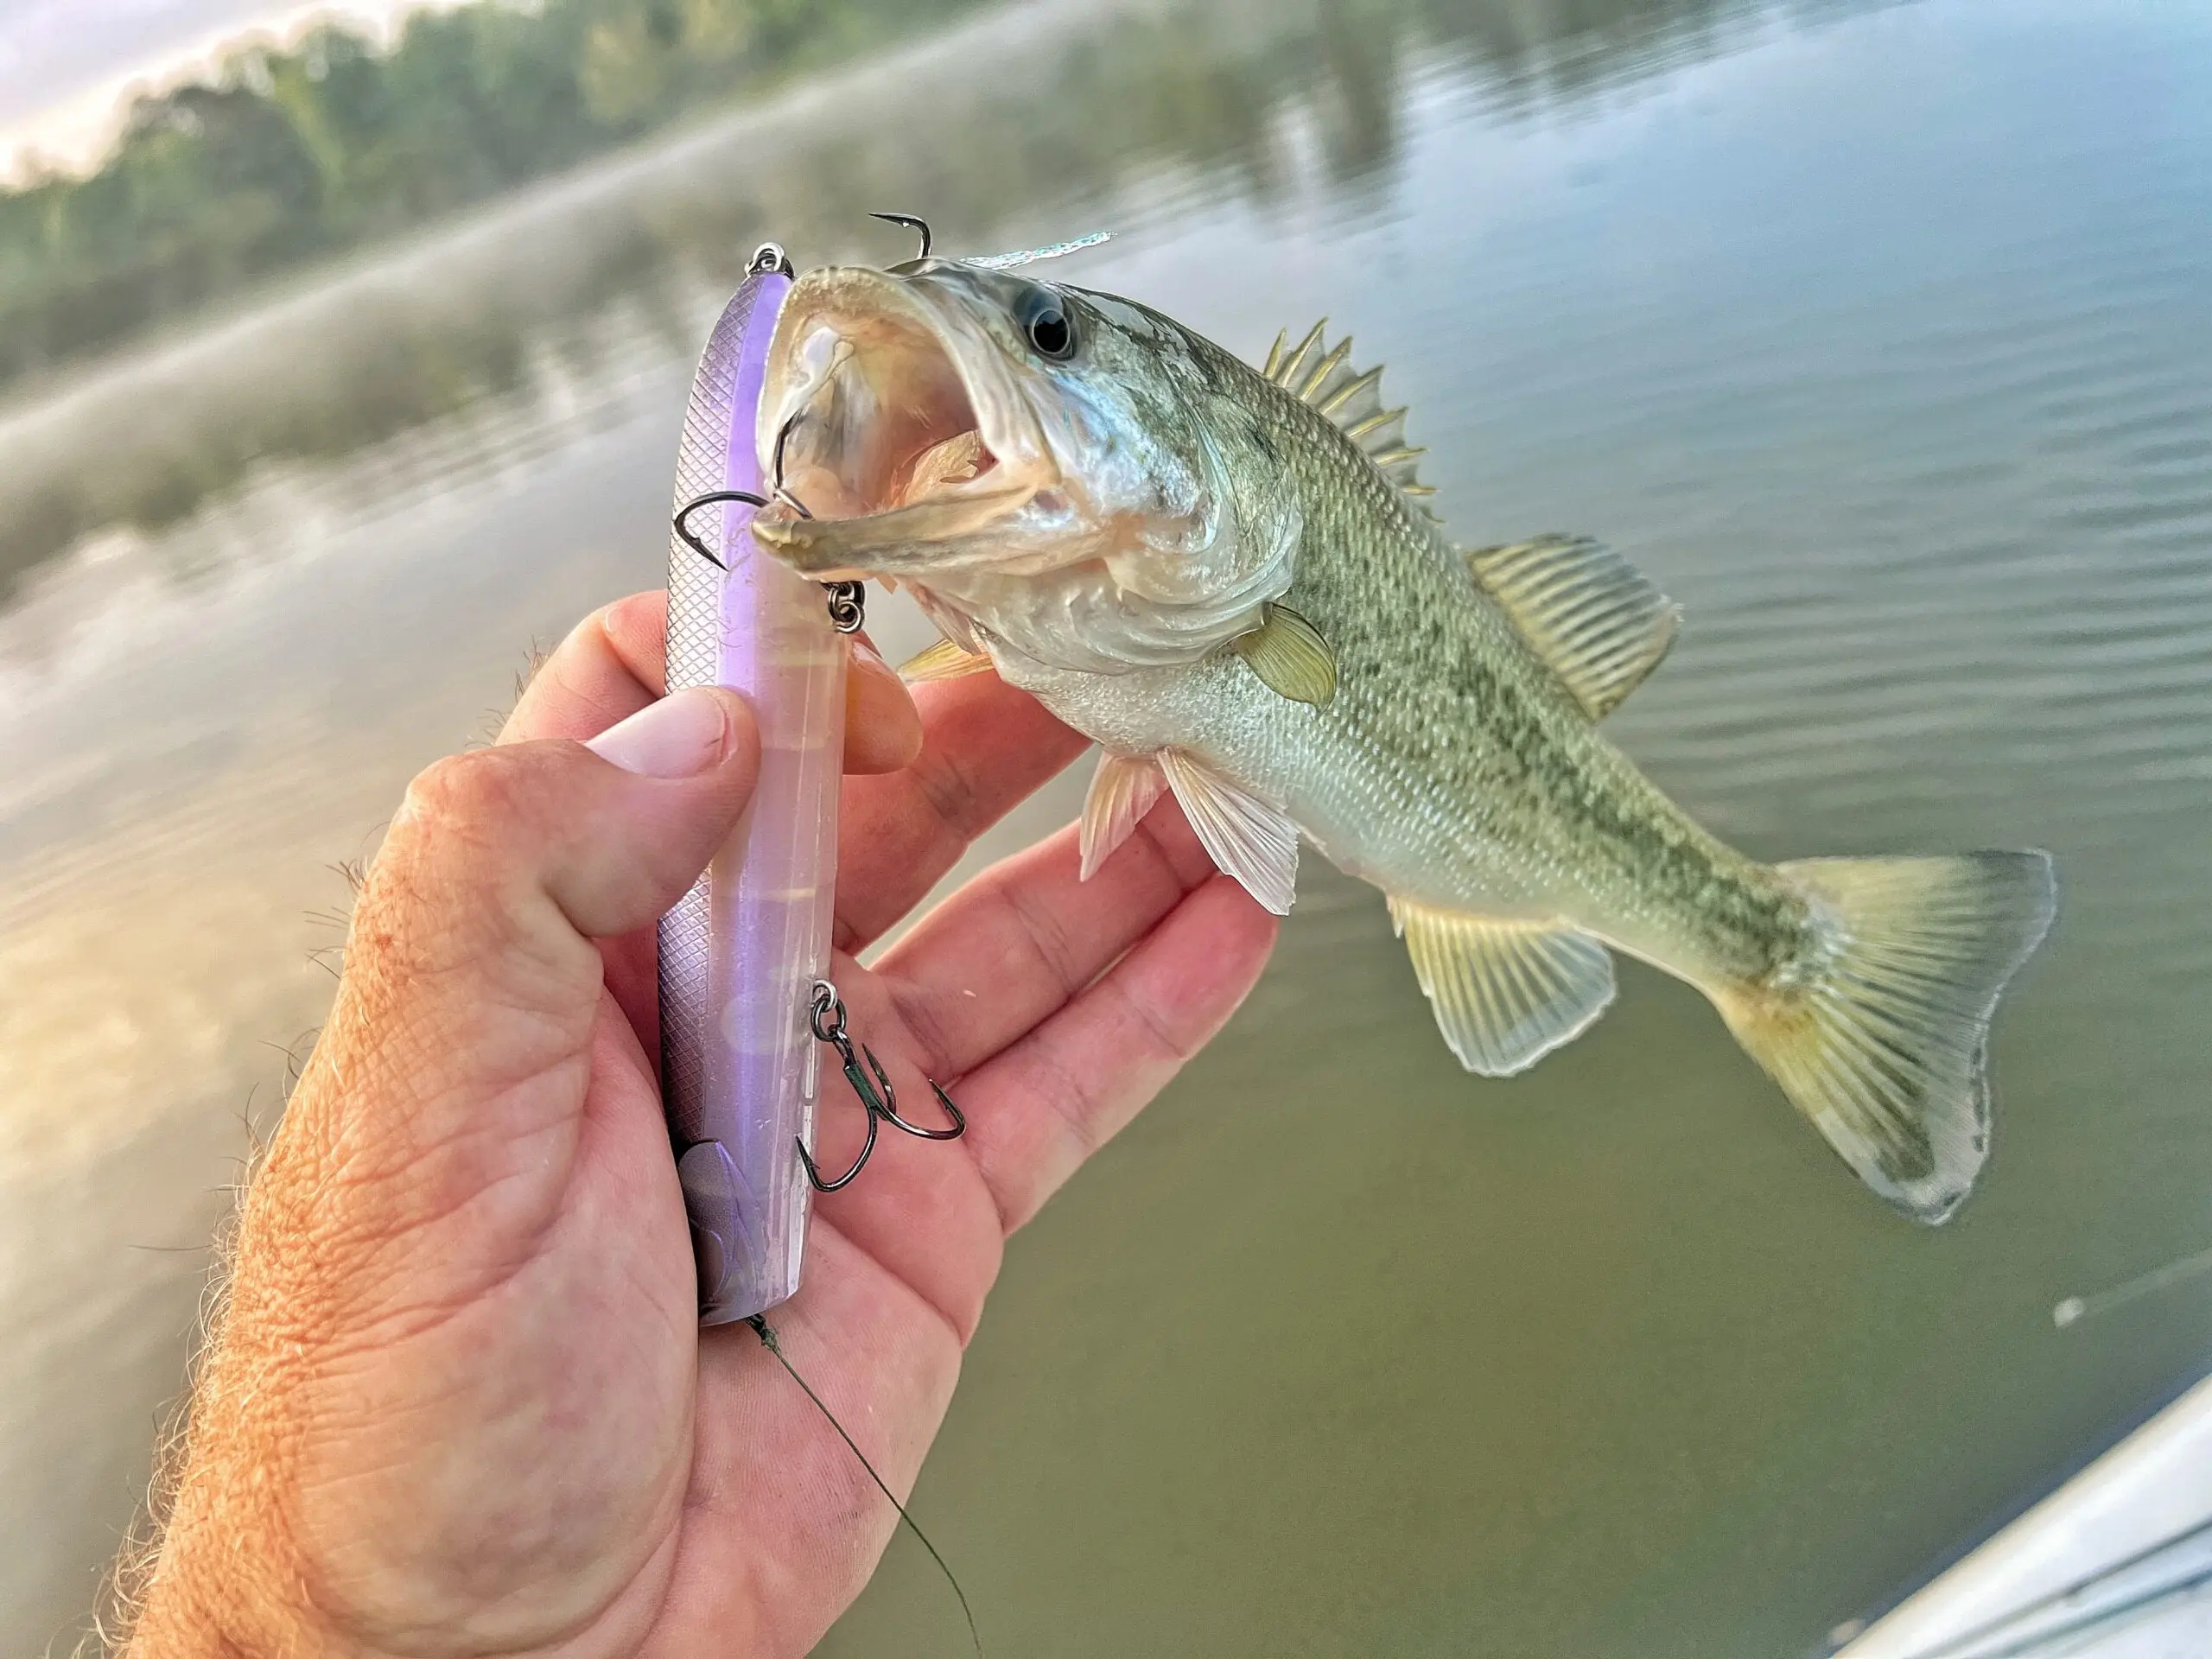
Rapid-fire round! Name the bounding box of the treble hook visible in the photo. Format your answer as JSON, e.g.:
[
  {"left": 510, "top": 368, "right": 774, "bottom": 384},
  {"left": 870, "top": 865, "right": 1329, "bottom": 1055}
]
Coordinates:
[
  {"left": 798, "top": 980, "right": 964, "bottom": 1192},
  {"left": 870, "top": 211, "right": 932, "bottom": 262}
]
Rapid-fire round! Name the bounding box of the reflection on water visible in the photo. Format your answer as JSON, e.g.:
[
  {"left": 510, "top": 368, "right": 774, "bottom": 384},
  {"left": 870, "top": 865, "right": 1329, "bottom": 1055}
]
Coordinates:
[
  {"left": 6, "top": 0, "right": 2212, "bottom": 1651},
  {"left": 0, "top": 0, "right": 1768, "bottom": 598}
]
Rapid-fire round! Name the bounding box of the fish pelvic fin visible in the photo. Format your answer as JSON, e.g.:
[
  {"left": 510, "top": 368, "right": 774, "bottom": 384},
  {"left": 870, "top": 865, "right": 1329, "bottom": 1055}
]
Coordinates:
[
  {"left": 1711, "top": 852, "right": 2057, "bottom": 1224},
  {"left": 1465, "top": 535, "right": 1681, "bottom": 720},
  {"left": 1159, "top": 750, "right": 1300, "bottom": 915},
  {"left": 1389, "top": 899, "right": 1617, "bottom": 1076},
  {"left": 899, "top": 635, "right": 995, "bottom": 683},
  {"left": 1079, "top": 751, "right": 1166, "bottom": 880},
  {"left": 1262, "top": 321, "right": 1437, "bottom": 520}
]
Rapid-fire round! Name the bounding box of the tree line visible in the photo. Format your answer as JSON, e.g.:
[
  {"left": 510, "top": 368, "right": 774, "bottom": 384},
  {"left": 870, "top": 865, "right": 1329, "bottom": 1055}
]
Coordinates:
[{"left": 0, "top": 0, "right": 982, "bottom": 394}]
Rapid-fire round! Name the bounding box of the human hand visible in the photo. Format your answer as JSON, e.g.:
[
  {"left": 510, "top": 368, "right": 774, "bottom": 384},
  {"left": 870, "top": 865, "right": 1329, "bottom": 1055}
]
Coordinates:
[{"left": 123, "top": 591, "right": 1278, "bottom": 1656}]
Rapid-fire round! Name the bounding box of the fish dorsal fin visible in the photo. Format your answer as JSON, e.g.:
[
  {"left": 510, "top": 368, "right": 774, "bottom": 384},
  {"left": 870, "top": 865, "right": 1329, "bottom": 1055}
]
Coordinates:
[
  {"left": 1159, "top": 749, "right": 1300, "bottom": 915},
  {"left": 1079, "top": 751, "right": 1166, "bottom": 880},
  {"left": 1389, "top": 898, "right": 1617, "bottom": 1076},
  {"left": 1230, "top": 603, "right": 1338, "bottom": 707},
  {"left": 898, "top": 636, "right": 995, "bottom": 683},
  {"left": 1464, "top": 535, "right": 1681, "bottom": 720},
  {"left": 1262, "top": 321, "right": 1436, "bottom": 518}
]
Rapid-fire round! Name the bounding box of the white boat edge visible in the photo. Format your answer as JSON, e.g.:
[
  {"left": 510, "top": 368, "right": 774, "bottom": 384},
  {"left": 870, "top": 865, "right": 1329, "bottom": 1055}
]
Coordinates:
[{"left": 1838, "top": 1369, "right": 2212, "bottom": 1658}]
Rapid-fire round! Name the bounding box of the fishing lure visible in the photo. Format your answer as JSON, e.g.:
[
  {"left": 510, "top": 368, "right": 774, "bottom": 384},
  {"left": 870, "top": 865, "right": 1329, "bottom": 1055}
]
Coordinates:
[
  {"left": 659, "top": 240, "right": 964, "bottom": 1326},
  {"left": 659, "top": 233, "right": 986, "bottom": 1656}
]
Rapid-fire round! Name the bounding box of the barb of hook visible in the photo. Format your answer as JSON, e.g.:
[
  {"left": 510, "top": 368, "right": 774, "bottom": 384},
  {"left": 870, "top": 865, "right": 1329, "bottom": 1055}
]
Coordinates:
[
  {"left": 798, "top": 980, "right": 965, "bottom": 1192},
  {"left": 671, "top": 487, "right": 862, "bottom": 633},
  {"left": 672, "top": 489, "right": 767, "bottom": 569},
  {"left": 870, "top": 211, "right": 931, "bottom": 262}
]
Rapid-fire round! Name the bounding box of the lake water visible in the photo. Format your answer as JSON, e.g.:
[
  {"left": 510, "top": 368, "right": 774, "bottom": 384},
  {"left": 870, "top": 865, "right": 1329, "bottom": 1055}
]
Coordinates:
[{"left": 4, "top": 0, "right": 2210, "bottom": 1651}]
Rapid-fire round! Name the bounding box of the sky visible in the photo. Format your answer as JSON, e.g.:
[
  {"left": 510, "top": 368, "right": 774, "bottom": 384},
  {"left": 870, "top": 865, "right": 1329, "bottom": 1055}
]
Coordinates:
[{"left": 0, "top": 0, "right": 461, "bottom": 179}]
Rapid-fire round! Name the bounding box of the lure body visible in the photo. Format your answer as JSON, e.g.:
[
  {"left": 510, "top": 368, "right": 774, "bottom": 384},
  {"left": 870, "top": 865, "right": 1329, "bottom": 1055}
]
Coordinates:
[{"left": 659, "top": 261, "right": 843, "bottom": 1325}]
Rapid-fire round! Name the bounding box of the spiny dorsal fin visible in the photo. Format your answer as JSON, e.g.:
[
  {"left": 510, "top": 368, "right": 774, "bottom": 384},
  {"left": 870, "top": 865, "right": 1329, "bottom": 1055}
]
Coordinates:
[
  {"left": 1464, "top": 535, "right": 1681, "bottom": 720},
  {"left": 1262, "top": 321, "right": 1436, "bottom": 518},
  {"left": 1388, "top": 898, "right": 1616, "bottom": 1076},
  {"left": 1230, "top": 603, "right": 1337, "bottom": 707}
]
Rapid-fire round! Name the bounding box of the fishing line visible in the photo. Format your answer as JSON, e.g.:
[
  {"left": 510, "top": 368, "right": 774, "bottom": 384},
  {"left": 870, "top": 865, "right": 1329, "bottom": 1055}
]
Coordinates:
[
  {"left": 2051, "top": 1238, "right": 2212, "bottom": 1328},
  {"left": 745, "top": 1314, "right": 984, "bottom": 1658}
]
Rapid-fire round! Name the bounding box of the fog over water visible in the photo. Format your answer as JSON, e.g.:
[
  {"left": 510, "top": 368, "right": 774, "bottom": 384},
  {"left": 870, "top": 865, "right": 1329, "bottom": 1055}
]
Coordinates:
[{"left": 3, "top": 0, "right": 2209, "bottom": 1652}]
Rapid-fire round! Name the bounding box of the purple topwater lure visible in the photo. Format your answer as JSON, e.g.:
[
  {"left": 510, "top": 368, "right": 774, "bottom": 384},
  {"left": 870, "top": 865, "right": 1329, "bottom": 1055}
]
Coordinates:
[{"left": 659, "top": 241, "right": 963, "bottom": 1327}]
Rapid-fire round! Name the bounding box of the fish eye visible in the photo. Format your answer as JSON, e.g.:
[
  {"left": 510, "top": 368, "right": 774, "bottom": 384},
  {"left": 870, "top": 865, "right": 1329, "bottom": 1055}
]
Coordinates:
[{"left": 1015, "top": 284, "right": 1077, "bottom": 360}]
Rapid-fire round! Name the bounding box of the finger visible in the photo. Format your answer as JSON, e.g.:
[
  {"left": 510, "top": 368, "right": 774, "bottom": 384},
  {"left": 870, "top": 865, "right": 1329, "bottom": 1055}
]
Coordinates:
[
  {"left": 873, "top": 797, "right": 1221, "bottom": 1081},
  {"left": 842, "top": 634, "right": 923, "bottom": 773},
  {"left": 504, "top": 593, "right": 919, "bottom": 776},
  {"left": 954, "top": 873, "right": 1277, "bottom": 1233},
  {"left": 835, "top": 673, "right": 1089, "bottom": 951},
  {"left": 500, "top": 591, "right": 667, "bottom": 744}
]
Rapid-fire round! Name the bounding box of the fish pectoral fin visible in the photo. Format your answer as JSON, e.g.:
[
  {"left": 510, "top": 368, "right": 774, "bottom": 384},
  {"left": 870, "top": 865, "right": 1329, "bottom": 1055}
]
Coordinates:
[
  {"left": 1158, "top": 750, "right": 1300, "bottom": 915},
  {"left": 1388, "top": 899, "right": 1617, "bottom": 1076},
  {"left": 897, "top": 636, "right": 995, "bottom": 683},
  {"left": 1079, "top": 751, "right": 1166, "bottom": 880},
  {"left": 1229, "top": 603, "right": 1338, "bottom": 707},
  {"left": 1464, "top": 535, "right": 1681, "bottom": 720}
]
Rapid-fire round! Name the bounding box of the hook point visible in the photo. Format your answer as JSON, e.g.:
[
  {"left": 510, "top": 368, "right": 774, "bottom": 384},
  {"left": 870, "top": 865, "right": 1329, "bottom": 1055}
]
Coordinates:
[{"left": 869, "top": 211, "right": 932, "bottom": 261}]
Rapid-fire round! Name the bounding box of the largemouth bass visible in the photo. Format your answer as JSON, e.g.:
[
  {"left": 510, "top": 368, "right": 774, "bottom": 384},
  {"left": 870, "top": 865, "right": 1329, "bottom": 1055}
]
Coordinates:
[{"left": 748, "top": 257, "right": 2056, "bottom": 1223}]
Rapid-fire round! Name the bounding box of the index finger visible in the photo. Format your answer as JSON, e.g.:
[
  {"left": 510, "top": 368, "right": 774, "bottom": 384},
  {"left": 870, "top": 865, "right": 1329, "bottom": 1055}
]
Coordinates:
[{"left": 833, "top": 672, "right": 1089, "bottom": 953}]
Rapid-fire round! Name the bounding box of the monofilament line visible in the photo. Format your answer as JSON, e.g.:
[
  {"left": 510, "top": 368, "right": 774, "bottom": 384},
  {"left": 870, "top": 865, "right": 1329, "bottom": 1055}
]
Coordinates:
[
  {"left": 2052, "top": 1238, "right": 2212, "bottom": 1328},
  {"left": 746, "top": 1315, "right": 983, "bottom": 1657}
]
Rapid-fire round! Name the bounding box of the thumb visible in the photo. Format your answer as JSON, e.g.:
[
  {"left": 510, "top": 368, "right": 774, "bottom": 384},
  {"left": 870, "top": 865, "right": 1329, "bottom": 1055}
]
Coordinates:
[
  {"left": 372, "top": 685, "right": 760, "bottom": 981},
  {"left": 260, "top": 686, "right": 757, "bottom": 1285}
]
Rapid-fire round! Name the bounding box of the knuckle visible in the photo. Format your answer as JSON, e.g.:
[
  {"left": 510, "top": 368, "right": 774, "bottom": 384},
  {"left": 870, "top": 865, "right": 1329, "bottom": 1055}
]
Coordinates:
[{"left": 399, "top": 746, "right": 550, "bottom": 845}]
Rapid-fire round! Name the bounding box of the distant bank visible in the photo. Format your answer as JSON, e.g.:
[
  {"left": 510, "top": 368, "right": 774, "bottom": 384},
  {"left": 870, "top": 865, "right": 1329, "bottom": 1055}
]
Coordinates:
[{"left": 0, "top": 0, "right": 989, "bottom": 397}]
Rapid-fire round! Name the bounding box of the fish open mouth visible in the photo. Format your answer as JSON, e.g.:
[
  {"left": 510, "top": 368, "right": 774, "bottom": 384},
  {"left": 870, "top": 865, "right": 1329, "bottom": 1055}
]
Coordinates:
[{"left": 750, "top": 267, "right": 1054, "bottom": 574}]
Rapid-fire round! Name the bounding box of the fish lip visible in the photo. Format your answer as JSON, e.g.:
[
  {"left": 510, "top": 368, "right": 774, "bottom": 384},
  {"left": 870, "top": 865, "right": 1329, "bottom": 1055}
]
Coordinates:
[{"left": 751, "top": 265, "right": 1060, "bottom": 575}]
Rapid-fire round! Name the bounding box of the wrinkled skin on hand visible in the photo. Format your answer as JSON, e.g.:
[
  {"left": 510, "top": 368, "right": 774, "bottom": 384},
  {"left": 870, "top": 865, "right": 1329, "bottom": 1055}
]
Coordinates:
[{"left": 124, "top": 591, "right": 1277, "bottom": 1657}]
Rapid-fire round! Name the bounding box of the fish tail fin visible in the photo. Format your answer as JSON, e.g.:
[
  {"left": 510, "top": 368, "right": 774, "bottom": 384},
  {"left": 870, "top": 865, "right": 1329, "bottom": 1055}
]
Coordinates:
[{"left": 1708, "top": 852, "right": 2056, "bottom": 1224}]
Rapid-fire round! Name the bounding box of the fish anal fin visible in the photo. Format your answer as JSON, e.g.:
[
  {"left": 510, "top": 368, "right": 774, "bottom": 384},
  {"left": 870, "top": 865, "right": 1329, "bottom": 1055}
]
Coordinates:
[
  {"left": 1079, "top": 751, "right": 1166, "bottom": 880},
  {"left": 1465, "top": 535, "right": 1681, "bottom": 719},
  {"left": 1230, "top": 603, "right": 1338, "bottom": 707},
  {"left": 1389, "top": 899, "right": 1616, "bottom": 1076},
  {"left": 1158, "top": 750, "right": 1299, "bottom": 915},
  {"left": 1710, "top": 852, "right": 2056, "bottom": 1224},
  {"left": 898, "top": 636, "right": 995, "bottom": 683}
]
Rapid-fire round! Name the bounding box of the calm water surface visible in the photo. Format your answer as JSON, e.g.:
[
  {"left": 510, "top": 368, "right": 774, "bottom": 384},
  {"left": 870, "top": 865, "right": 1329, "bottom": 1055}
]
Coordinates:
[{"left": 4, "top": 0, "right": 2210, "bottom": 1651}]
